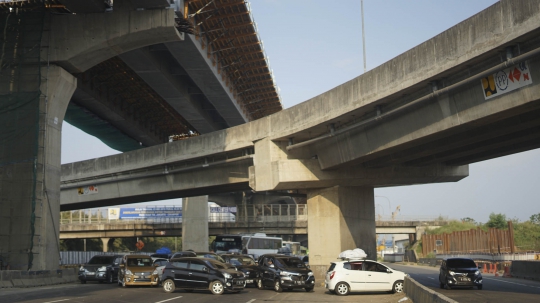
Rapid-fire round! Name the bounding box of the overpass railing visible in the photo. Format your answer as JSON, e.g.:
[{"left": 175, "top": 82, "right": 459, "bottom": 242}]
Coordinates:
[{"left": 60, "top": 204, "right": 308, "bottom": 225}]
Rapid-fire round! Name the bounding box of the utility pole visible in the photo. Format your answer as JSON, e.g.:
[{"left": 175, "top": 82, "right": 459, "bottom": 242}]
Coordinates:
[{"left": 361, "top": 0, "right": 367, "bottom": 73}]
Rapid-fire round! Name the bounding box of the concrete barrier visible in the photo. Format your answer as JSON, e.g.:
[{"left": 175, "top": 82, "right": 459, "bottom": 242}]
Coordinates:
[
  {"left": 404, "top": 276, "right": 457, "bottom": 303},
  {"left": 510, "top": 261, "right": 540, "bottom": 281},
  {"left": 0, "top": 268, "right": 78, "bottom": 288}
]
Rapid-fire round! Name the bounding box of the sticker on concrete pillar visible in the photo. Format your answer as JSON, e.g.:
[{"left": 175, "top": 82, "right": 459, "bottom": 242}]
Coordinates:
[
  {"left": 481, "top": 61, "right": 533, "bottom": 100},
  {"left": 77, "top": 185, "right": 98, "bottom": 195}
]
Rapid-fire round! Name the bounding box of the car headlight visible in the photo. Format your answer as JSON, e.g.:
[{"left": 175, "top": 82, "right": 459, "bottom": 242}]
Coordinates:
[
  {"left": 79, "top": 266, "right": 86, "bottom": 272},
  {"left": 449, "top": 271, "right": 455, "bottom": 276},
  {"left": 245, "top": 271, "right": 250, "bottom": 275},
  {"left": 125, "top": 270, "right": 132, "bottom": 275},
  {"left": 153, "top": 270, "right": 158, "bottom": 275},
  {"left": 97, "top": 266, "right": 107, "bottom": 272},
  {"left": 280, "top": 271, "right": 292, "bottom": 277},
  {"left": 475, "top": 270, "right": 480, "bottom": 275},
  {"left": 223, "top": 273, "right": 232, "bottom": 279},
  {"left": 308, "top": 272, "right": 313, "bottom": 276}
]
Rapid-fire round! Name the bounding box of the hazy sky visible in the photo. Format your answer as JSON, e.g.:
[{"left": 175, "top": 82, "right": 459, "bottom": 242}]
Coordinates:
[{"left": 62, "top": 0, "right": 540, "bottom": 224}]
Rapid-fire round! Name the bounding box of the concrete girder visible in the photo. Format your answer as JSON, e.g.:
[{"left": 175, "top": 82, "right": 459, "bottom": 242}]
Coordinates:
[
  {"left": 311, "top": 59, "right": 540, "bottom": 170},
  {"left": 165, "top": 34, "right": 249, "bottom": 127},
  {"left": 119, "top": 47, "right": 223, "bottom": 134},
  {"left": 250, "top": 137, "right": 468, "bottom": 192},
  {"left": 60, "top": 159, "right": 252, "bottom": 210},
  {"left": 45, "top": 1, "right": 182, "bottom": 73}
]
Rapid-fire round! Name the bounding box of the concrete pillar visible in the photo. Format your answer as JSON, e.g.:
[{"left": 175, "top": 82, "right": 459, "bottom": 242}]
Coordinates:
[
  {"left": 0, "top": 65, "right": 76, "bottom": 270},
  {"left": 182, "top": 196, "right": 209, "bottom": 251},
  {"left": 307, "top": 186, "right": 376, "bottom": 284},
  {"left": 101, "top": 238, "right": 111, "bottom": 252}
]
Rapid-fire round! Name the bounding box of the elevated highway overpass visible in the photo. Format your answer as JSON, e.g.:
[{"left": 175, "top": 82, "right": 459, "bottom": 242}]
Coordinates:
[{"left": 3, "top": 0, "right": 540, "bottom": 278}]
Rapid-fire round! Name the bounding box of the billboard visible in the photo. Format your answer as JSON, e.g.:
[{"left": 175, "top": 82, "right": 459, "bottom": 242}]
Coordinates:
[
  {"left": 118, "top": 207, "right": 182, "bottom": 219},
  {"left": 210, "top": 207, "right": 237, "bottom": 213}
]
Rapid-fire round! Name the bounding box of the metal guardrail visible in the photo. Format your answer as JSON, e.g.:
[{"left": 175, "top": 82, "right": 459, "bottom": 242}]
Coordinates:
[
  {"left": 60, "top": 204, "right": 308, "bottom": 225},
  {"left": 437, "top": 252, "right": 539, "bottom": 261}
]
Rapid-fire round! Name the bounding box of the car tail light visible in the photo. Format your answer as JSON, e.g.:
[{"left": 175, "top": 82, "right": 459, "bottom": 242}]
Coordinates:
[{"left": 330, "top": 271, "right": 335, "bottom": 280}]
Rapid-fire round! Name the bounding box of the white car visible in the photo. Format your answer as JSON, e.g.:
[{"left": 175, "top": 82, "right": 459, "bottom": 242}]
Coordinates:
[{"left": 325, "top": 259, "right": 406, "bottom": 296}]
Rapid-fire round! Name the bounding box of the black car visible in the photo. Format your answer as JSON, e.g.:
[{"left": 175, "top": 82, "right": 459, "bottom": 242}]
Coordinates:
[
  {"left": 221, "top": 254, "right": 259, "bottom": 287},
  {"left": 161, "top": 257, "right": 246, "bottom": 295},
  {"left": 439, "top": 258, "right": 483, "bottom": 290},
  {"left": 78, "top": 254, "right": 122, "bottom": 284},
  {"left": 256, "top": 254, "right": 315, "bottom": 292}
]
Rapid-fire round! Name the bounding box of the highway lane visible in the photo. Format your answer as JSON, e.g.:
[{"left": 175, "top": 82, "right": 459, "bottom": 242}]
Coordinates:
[
  {"left": 0, "top": 282, "right": 408, "bottom": 303},
  {"left": 387, "top": 263, "right": 540, "bottom": 303}
]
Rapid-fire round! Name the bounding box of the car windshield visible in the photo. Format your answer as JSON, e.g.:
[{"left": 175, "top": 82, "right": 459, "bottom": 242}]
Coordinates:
[
  {"left": 88, "top": 256, "right": 115, "bottom": 264},
  {"left": 275, "top": 257, "right": 306, "bottom": 268},
  {"left": 228, "top": 257, "right": 255, "bottom": 266},
  {"left": 127, "top": 258, "right": 152, "bottom": 266},
  {"left": 447, "top": 259, "right": 476, "bottom": 268}
]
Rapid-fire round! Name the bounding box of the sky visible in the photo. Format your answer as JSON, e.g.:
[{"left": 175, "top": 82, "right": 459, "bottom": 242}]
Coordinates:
[{"left": 61, "top": 0, "right": 540, "bottom": 224}]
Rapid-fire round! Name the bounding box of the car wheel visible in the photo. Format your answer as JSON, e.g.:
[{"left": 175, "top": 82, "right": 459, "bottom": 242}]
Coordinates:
[
  {"left": 257, "top": 278, "right": 265, "bottom": 290},
  {"left": 117, "top": 275, "right": 122, "bottom": 286},
  {"left": 445, "top": 283, "right": 452, "bottom": 290},
  {"left": 108, "top": 273, "right": 113, "bottom": 284},
  {"left": 122, "top": 278, "right": 127, "bottom": 288},
  {"left": 305, "top": 286, "right": 314, "bottom": 292},
  {"left": 440, "top": 282, "right": 444, "bottom": 289},
  {"left": 392, "top": 280, "right": 404, "bottom": 293},
  {"left": 335, "top": 282, "right": 350, "bottom": 296},
  {"left": 210, "top": 280, "right": 224, "bottom": 295},
  {"left": 162, "top": 279, "right": 175, "bottom": 293},
  {"left": 477, "top": 285, "right": 483, "bottom": 290},
  {"left": 274, "top": 280, "right": 283, "bottom": 292},
  {"left": 80, "top": 279, "right": 86, "bottom": 284}
]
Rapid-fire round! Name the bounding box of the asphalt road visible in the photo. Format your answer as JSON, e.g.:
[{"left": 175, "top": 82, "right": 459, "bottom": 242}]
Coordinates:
[
  {"left": 0, "top": 281, "right": 408, "bottom": 303},
  {"left": 387, "top": 263, "right": 540, "bottom": 303}
]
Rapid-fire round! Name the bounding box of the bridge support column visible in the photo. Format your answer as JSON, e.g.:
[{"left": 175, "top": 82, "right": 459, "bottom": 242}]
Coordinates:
[
  {"left": 307, "top": 186, "right": 376, "bottom": 284},
  {"left": 101, "top": 238, "right": 111, "bottom": 252},
  {"left": 182, "top": 196, "right": 209, "bottom": 251},
  {"left": 0, "top": 64, "right": 76, "bottom": 270}
]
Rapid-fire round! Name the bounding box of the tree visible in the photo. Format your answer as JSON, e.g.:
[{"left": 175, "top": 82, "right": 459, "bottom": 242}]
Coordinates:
[
  {"left": 486, "top": 213, "right": 507, "bottom": 229},
  {"left": 530, "top": 213, "right": 540, "bottom": 225},
  {"left": 461, "top": 217, "right": 476, "bottom": 224}
]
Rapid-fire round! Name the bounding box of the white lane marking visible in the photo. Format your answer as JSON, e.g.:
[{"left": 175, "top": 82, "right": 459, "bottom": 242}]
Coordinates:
[
  {"left": 155, "top": 296, "right": 183, "bottom": 303},
  {"left": 483, "top": 277, "right": 527, "bottom": 287},
  {"left": 43, "top": 300, "right": 70, "bottom": 303},
  {"left": 246, "top": 300, "right": 256, "bottom": 303}
]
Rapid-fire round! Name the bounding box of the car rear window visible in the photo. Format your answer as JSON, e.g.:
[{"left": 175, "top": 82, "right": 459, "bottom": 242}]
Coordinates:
[
  {"left": 327, "top": 263, "right": 336, "bottom": 272},
  {"left": 447, "top": 259, "right": 476, "bottom": 268}
]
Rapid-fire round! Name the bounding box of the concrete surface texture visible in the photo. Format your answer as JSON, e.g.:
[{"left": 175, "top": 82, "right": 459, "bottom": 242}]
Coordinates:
[
  {"left": 307, "top": 186, "right": 376, "bottom": 284},
  {"left": 182, "top": 196, "right": 210, "bottom": 252}
]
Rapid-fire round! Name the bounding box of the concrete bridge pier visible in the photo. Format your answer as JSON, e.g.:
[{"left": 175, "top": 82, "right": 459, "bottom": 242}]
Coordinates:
[
  {"left": 307, "top": 186, "right": 375, "bottom": 283},
  {"left": 182, "top": 196, "right": 209, "bottom": 251},
  {"left": 0, "top": 65, "right": 76, "bottom": 270},
  {"left": 101, "top": 238, "right": 111, "bottom": 252}
]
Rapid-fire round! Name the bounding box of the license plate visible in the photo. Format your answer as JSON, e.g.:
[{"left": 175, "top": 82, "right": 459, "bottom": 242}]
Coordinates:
[
  {"left": 245, "top": 279, "right": 253, "bottom": 283},
  {"left": 460, "top": 277, "right": 470, "bottom": 282},
  {"left": 86, "top": 272, "right": 95, "bottom": 276},
  {"left": 236, "top": 281, "right": 244, "bottom": 285},
  {"left": 296, "top": 281, "right": 305, "bottom": 285}
]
